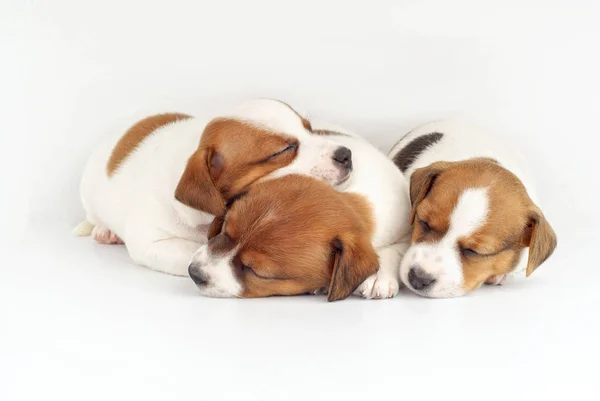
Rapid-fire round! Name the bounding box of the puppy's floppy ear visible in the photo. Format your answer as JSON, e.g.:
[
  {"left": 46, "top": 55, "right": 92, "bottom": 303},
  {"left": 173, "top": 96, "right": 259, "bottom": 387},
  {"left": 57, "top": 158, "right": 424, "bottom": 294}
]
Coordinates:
[
  {"left": 327, "top": 237, "right": 379, "bottom": 302},
  {"left": 175, "top": 148, "right": 226, "bottom": 216},
  {"left": 521, "top": 205, "right": 557, "bottom": 277},
  {"left": 409, "top": 162, "right": 450, "bottom": 225},
  {"left": 207, "top": 215, "right": 225, "bottom": 240}
]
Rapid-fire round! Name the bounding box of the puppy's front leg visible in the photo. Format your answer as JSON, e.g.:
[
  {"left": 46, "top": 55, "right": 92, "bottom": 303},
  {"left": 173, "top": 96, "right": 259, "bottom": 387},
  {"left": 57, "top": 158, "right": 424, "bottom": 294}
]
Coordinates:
[
  {"left": 485, "top": 275, "right": 507, "bottom": 285},
  {"left": 356, "top": 242, "right": 409, "bottom": 299},
  {"left": 126, "top": 236, "right": 201, "bottom": 276}
]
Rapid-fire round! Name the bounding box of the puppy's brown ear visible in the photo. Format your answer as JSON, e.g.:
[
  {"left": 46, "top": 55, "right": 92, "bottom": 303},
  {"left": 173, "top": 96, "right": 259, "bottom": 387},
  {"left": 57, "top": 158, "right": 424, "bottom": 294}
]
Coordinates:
[
  {"left": 327, "top": 237, "right": 379, "bottom": 302},
  {"left": 207, "top": 215, "right": 225, "bottom": 240},
  {"left": 409, "top": 162, "right": 450, "bottom": 225},
  {"left": 175, "top": 148, "right": 226, "bottom": 216},
  {"left": 521, "top": 206, "right": 557, "bottom": 277}
]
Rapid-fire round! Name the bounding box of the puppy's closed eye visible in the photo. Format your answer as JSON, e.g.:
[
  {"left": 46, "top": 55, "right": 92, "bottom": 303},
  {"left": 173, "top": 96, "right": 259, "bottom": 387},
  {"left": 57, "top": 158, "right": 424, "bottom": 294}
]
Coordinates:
[
  {"left": 460, "top": 248, "right": 480, "bottom": 257},
  {"left": 241, "top": 263, "right": 256, "bottom": 275},
  {"left": 419, "top": 219, "right": 432, "bottom": 233},
  {"left": 225, "top": 191, "right": 248, "bottom": 209},
  {"left": 259, "top": 143, "right": 298, "bottom": 164},
  {"left": 236, "top": 256, "right": 278, "bottom": 280}
]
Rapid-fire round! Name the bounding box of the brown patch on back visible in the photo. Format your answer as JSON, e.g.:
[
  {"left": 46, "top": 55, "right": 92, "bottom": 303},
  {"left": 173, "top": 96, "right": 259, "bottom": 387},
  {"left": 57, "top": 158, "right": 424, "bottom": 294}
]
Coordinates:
[
  {"left": 393, "top": 132, "right": 444, "bottom": 173},
  {"left": 409, "top": 158, "right": 556, "bottom": 292},
  {"left": 107, "top": 113, "right": 191, "bottom": 176},
  {"left": 208, "top": 175, "right": 378, "bottom": 301}
]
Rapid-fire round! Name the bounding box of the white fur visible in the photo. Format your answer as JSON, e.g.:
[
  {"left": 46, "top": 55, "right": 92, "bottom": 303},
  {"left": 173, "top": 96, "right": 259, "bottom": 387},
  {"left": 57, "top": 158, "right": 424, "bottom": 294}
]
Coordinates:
[
  {"left": 448, "top": 188, "right": 490, "bottom": 239},
  {"left": 189, "top": 123, "right": 413, "bottom": 299},
  {"left": 78, "top": 99, "right": 346, "bottom": 276},
  {"left": 400, "top": 188, "right": 489, "bottom": 298},
  {"left": 390, "top": 119, "right": 539, "bottom": 295},
  {"left": 190, "top": 245, "right": 241, "bottom": 298}
]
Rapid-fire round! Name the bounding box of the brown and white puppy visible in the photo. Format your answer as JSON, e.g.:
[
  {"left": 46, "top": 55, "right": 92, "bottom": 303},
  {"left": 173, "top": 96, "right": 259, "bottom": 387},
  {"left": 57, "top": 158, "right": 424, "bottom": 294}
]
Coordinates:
[
  {"left": 388, "top": 120, "right": 557, "bottom": 298},
  {"left": 74, "top": 99, "right": 352, "bottom": 275},
  {"left": 187, "top": 174, "right": 379, "bottom": 301}
]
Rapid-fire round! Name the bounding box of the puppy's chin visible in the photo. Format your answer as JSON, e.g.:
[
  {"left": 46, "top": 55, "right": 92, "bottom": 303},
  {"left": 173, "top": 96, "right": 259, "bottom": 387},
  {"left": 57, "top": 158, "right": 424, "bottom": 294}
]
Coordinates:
[
  {"left": 401, "top": 278, "right": 466, "bottom": 298},
  {"left": 309, "top": 166, "right": 352, "bottom": 187},
  {"left": 400, "top": 270, "right": 466, "bottom": 298},
  {"left": 319, "top": 171, "right": 352, "bottom": 190},
  {"left": 195, "top": 285, "right": 239, "bottom": 299},
  {"left": 407, "top": 285, "right": 466, "bottom": 299},
  {"left": 333, "top": 172, "right": 352, "bottom": 190}
]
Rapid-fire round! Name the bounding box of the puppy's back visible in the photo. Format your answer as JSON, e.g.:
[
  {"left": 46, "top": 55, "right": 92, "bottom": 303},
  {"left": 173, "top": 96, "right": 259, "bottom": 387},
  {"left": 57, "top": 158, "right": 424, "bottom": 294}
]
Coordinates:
[
  {"left": 388, "top": 119, "right": 537, "bottom": 202},
  {"left": 79, "top": 114, "right": 206, "bottom": 237}
]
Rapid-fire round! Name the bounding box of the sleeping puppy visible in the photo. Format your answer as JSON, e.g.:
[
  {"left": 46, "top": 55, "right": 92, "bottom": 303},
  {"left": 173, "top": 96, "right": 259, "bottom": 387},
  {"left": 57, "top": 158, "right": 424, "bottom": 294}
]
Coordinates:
[
  {"left": 188, "top": 122, "right": 413, "bottom": 300},
  {"left": 388, "top": 119, "right": 557, "bottom": 298},
  {"left": 74, "top": 99, "right": 353, "bottom": 276},
  {"left": 188, "top": 175, "right": 383, "bottom": 302},
  {"left": 306, "top": 124, "right": 412, "bottom": 299}
]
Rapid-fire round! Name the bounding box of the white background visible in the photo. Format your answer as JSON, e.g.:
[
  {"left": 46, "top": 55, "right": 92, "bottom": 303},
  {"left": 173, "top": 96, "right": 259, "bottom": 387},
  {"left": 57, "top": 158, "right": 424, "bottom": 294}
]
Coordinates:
[{"left": 1, "top": 1, "right": 598, "bottom": 400}]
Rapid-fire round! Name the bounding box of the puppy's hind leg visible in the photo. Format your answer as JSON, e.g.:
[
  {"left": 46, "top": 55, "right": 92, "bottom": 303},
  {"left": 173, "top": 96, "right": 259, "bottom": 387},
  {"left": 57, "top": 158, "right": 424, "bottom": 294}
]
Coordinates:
[
  {"left": 73, "top": 211, "right": 123, "bottom": 244},
  {"left": 92, "top": 225, "right": 124, "bottom": 245}
]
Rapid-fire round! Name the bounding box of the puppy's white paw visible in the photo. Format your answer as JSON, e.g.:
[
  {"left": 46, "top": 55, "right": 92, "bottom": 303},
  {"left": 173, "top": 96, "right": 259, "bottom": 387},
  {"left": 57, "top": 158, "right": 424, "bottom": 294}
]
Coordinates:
[
  {"left": 356, "top": 273, "right": 400, "bottom": 299},
  {"left": 92, "top": 225, "right": 124, "bottom": 245}
]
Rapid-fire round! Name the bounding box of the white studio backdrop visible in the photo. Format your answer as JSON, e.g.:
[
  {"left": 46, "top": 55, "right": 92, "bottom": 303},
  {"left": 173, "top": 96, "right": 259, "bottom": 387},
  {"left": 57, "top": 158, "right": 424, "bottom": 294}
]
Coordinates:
[
  {"left": 3, "top": 2, "right": 600, "bottom": 401},
  {"left": 1, "top": 0, "right": 598, "bottom": 255}
]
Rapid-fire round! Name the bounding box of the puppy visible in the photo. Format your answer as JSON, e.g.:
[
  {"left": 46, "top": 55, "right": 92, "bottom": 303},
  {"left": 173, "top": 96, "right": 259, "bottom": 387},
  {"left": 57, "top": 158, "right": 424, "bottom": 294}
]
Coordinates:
[
  {"left": 188, "top": 121, "right": 413, "bottom": 300},
  {"left": 388, "top": 120, "right": 557, "bottom": 298},
  {"left": 74, "top": 100, "right": 352, "bottom": 275},
  {"left": 305, "top": 124, "right": 412, "bottom": 299},
  {"left": 188, "top": 175, "right": 382, "bottom": 302}
]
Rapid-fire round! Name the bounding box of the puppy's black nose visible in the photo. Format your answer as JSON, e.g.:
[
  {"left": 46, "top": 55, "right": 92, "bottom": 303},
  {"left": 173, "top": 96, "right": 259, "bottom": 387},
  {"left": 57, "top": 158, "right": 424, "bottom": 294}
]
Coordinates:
[
  {"left": 408, "top": 266, "right": 436, "bottom": 291},
  {"left": 333, "top": 147, "right": 352, "bottom": 170},
  {"left": 189, "top": 265, "right": 209, "bottom": 286}
]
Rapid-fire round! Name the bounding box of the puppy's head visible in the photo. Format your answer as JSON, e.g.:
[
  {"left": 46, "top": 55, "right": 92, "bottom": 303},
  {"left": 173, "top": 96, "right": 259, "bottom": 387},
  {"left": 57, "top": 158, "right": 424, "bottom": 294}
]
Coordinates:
[
  {"left": 175, "top": 99, "right": 352, "bottom": 216},
  {"left": 187, "top": 175, "right": 379, "bottom": 301},
  {"left": 400, "top": 159, "right": 557, "bottom": 298}
]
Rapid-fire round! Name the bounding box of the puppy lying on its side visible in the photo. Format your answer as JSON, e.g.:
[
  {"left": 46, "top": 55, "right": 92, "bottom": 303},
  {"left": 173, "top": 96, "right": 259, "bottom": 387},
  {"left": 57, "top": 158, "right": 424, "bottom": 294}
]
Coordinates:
[
  {"left": 189, "top": 120, "right": 414, "bottom": 300},
  {"left": 188, "top": 175, "right": 385, "bottom": 302},
  {"left": 388, "top": 120, "right": 557, "bottom": 298},
  {"left": 75, "top": 100, "right": 352, "bottom": 276},
  {"left": 75, "top": 99, "right": 412, "bottom": 300}
]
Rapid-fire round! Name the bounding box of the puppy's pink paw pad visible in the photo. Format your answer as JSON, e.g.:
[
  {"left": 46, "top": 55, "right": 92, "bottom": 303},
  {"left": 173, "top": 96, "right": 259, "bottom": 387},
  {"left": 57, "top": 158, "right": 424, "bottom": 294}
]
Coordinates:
[{"left": 92, "top": 226, "right": 124, "bottom": 245}]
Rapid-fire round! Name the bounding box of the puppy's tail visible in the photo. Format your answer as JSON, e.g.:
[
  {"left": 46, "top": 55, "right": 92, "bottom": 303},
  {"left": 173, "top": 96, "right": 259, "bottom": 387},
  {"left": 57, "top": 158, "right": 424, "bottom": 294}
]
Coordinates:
[{"left": 72, "top": 220, "right": 94, "bottom": 236}]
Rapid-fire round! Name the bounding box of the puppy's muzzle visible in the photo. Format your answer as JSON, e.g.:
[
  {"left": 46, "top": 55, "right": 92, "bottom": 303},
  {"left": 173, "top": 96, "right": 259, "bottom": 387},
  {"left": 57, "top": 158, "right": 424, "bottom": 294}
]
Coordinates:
[
  {"left": 189, "top": 264, "right": 209, "bottom": 286},
  {"left": 408, "top": 265, "right": 436, "bottom": 291}
]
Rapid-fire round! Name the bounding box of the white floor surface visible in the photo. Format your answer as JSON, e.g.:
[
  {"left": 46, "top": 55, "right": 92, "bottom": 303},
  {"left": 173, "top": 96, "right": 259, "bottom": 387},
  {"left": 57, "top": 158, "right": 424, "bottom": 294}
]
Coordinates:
[
  {"left": 1, "top": 224, "right": 596, "bottom": 401},
  {"left": 3, "top": 1, "right": 600, "bottom": 399}
]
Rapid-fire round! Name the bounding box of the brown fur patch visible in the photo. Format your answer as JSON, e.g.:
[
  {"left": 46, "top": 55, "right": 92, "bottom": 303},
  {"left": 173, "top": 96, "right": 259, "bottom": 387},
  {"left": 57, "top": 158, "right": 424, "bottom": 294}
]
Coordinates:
[
  {"left": 409, "top": 158, "right": 557, "bottom": 292},
  {"left": 107, "top": 113, "right": 191, "bottom": 176},
  {"left": 175, "top": 118, "right": 300, "bottom": 216},
  {"left": 207, "top": 175, "right": 378, "bottom": 301}
]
